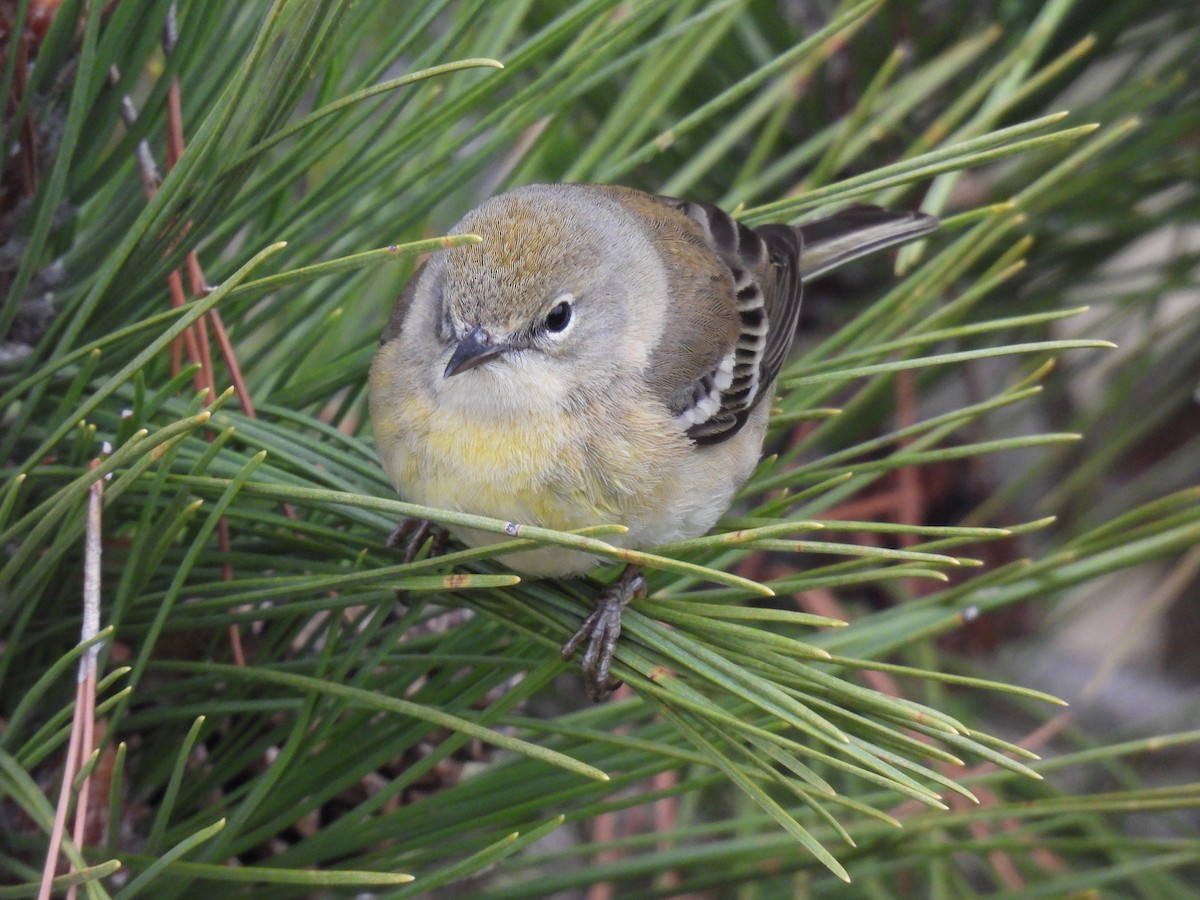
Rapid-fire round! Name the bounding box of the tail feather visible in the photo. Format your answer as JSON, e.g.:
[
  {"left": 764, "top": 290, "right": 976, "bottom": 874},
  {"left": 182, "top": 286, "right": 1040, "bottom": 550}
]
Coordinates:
[{"left": 796, "top": 205, "right": 938, "bottom": 281}]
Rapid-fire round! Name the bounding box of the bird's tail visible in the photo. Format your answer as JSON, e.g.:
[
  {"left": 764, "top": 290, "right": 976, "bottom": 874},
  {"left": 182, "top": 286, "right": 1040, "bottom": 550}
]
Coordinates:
[{"left": 796, "top": 205, "right": 939, "bottom": 280}]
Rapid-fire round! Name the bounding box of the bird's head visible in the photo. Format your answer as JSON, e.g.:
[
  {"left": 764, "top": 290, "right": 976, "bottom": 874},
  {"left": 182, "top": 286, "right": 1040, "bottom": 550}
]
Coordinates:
[{"left": 416, "top": 185, "right": 667, "bottom": 401}]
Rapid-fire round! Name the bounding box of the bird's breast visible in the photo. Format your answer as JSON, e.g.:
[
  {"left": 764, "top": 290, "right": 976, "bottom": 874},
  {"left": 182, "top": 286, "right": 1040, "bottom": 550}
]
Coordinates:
[
  {"left": 376, "top": 384, "right": 613, "bottom": 531},
  {"left": 369, "top": 349, "right": 740, "bottom": 573}
]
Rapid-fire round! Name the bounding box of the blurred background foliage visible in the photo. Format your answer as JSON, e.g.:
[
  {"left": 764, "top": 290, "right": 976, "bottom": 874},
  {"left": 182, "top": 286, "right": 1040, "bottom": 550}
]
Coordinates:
[{"left": 0, "top": 0, "right": 1197, "bottom": 896}]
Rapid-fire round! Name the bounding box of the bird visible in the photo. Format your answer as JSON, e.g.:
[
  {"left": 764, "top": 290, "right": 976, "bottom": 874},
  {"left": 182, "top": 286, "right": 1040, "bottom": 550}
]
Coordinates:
[{"left": 369, "top": 183, "right": 937, "bottom": 700}]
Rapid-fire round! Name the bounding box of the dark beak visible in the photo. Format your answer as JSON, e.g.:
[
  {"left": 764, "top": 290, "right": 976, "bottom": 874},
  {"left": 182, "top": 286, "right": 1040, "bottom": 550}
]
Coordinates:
[{"left": 443, "top": 325, "right": 506, "bottom": 378}]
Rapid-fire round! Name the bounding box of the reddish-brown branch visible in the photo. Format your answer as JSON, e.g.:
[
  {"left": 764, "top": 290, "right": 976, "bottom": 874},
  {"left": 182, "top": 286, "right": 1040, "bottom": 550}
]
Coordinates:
[
  {"left": 67, "top": 468, "right": 105, "bottom": 897},
  {"left": 192, "top": 304, "right": 216, "bottom": 396},
  {"left": 63, "top": 674, "right": 96, "bottom": 900},
  {"left": 166, "top": 268, "right": 205, "bottom": 390},
  {"left": 206, "top": 309, "right": 257, "bottom": 416},
  {"left": 41, "top": 461, "right": 104, "bottom": 900},
  {"left": 158, "top": 18, "right": 264, "bottom": 652},
  {"left": 163, "top": 60, "right": 257, "bottom": 422},
  {"left": 37, "top": 680, "right": 83, "bottom": 900},
  {"left": 185, "top": 248, "right": 206, "bottom": 296}
]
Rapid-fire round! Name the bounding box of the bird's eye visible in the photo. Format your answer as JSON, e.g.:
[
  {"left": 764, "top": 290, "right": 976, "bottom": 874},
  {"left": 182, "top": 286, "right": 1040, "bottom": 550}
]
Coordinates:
[{"left": 544, "top": 299, "right": 573, "bottom": 333}]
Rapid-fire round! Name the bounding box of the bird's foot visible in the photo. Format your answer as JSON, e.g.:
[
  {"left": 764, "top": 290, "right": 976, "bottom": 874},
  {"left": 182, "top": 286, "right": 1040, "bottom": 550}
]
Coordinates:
[
  {"left": 561, "top": 567, "right": 647, "bottom": 701},
  {"left": 387, "top": 517, "right": 448, "bottom": 564},
  {"left": 385, "top": 519, "right": 451, "bottom": 616}
]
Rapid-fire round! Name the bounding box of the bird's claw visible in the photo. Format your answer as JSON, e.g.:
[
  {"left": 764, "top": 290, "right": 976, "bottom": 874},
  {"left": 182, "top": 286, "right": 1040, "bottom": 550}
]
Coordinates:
[
  {"left": 387, "top": 517, "right": 448, "bottom": 563},
  {"left": 561, "top": 569, "right": 647, "bottom": 701}
]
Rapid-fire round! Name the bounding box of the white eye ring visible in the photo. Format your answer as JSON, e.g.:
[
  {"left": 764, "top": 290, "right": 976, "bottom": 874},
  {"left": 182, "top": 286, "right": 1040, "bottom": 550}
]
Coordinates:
[{"left": 543, "top": 293, "right": 575, "bottom": 334}]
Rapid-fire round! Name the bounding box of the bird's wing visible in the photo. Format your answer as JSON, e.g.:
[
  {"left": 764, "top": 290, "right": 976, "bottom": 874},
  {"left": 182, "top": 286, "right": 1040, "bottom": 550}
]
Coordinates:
[
  {"left": 656, "top": 197, "right": 794, "bottom": 445},
  {"left": 662, "top": 198, "right": 937, "bottom": 445},
  {"left": 380, "top": 260, "right": 428, "bottom": 344}
]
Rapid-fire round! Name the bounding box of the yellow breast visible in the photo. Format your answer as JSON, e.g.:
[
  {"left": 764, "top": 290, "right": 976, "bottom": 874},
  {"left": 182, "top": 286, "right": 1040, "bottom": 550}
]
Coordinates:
[{"left": 375, "top": 390, "right": 615, "bottom": 531}]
